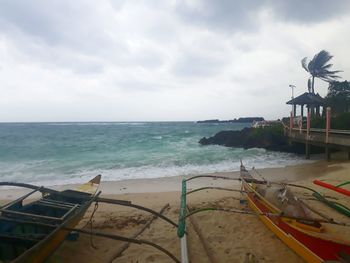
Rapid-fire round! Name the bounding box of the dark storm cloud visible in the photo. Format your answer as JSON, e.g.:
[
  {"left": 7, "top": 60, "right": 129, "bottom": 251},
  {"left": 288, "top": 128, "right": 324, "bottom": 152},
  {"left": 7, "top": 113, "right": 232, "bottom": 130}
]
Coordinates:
[
  {"left": 176, "top": 0, "right": 350, "bottom": 33},
  {"left": 175, "top": 0, "right": 264, "bottom": 32},
  {"left": 1, "top": 0, "right": 348, "bottom": 77},
  {"left": 0, "top": 1, "right": 101, "bottom": 46},
  {"left": 270, "top": 0, "right": 350, "bottom": 23}
]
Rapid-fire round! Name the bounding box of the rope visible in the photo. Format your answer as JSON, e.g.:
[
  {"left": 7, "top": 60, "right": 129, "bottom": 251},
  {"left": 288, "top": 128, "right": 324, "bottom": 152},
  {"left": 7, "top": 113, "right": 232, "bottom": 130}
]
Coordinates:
[
  {"left": 82, "top": 201, "right": 99, "bottom": 249},
  {"left": 251, "top": 167, "right": 267, "bottom": 182}
]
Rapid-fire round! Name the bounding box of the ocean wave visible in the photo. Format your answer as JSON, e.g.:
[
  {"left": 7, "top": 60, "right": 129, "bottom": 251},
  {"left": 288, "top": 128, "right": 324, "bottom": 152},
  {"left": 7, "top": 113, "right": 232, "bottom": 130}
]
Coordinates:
[
  {"left": 0, "top": 122, "right": 314, "bottom": 188},
  {"left": 0, "top": 153, "right": 313, "bottom": 187}
]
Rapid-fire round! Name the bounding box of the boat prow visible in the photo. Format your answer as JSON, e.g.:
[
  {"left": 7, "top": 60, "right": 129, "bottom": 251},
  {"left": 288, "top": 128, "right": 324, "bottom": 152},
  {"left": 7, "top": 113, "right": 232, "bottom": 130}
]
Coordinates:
[
  {"left": 74, "top": 174, "right": 101, "bottom": 195},
  {"left": 89, "top": 174, "right": 101, "bottom": 185}
]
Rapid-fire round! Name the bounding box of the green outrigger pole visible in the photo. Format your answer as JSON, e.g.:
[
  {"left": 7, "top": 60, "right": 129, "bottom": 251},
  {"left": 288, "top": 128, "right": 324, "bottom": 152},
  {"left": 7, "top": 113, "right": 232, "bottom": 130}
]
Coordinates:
[
  {"left": 178, "top": 179, "right": 189, "bottom": 263},
  {"left": 177, "top": 174, "right": 238, "bottom": 262}
]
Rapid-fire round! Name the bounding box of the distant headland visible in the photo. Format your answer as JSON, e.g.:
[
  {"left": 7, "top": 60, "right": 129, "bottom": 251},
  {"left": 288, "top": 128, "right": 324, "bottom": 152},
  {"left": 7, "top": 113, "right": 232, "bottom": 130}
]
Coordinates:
[{"left": 197, "top": 117, "right": 264, "bottom": 124}]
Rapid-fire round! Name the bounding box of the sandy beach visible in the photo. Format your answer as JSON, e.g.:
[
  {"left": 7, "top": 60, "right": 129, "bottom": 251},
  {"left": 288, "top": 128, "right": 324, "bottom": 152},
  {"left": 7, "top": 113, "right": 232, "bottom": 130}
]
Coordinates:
[{"left": 1, "top": 160, "right": 349, "bottom": 263}]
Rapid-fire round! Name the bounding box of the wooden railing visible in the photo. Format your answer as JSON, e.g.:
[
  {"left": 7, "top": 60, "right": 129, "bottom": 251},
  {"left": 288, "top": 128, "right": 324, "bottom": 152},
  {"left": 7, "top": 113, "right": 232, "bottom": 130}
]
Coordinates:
[{"left": 287, "top": 107, "right": 350, "bottom": 148}]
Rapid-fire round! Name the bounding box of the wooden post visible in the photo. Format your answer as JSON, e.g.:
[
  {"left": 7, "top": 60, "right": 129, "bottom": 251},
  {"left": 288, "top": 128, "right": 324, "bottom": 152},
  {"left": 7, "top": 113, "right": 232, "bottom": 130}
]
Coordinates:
[
  {"left": 306, "top": 110, "right": 310, "bottom": 139},
  {"left": 293, "top": 104, "right": 296, "bottom": 119},
  {"left": 306, "top": 143, "right": 310, "bottom": 159},
  {"left": 289, "top": 111, "right": 293, "bottom": 135},
  {"left": 305, "top": 110, "right": 311, "bottom": 159},
  {"left": 326, "top": 107, "right": 331, "bottom": 144},
  {"left": 316, "top": 106, "right": 320, "bottom": 116},
  {"left": 301, "top": 105, "right": 304, "bottom": 118},
  {"left": 325, "top": 107, "right": 331, "bottom": 161}
]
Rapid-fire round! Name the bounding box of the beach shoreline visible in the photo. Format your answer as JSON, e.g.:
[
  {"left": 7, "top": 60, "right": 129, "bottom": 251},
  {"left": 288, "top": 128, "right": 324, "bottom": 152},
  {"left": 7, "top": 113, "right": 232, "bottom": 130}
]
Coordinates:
[{"left": 0, "top": 160, "right": 320, "bottom": 200}]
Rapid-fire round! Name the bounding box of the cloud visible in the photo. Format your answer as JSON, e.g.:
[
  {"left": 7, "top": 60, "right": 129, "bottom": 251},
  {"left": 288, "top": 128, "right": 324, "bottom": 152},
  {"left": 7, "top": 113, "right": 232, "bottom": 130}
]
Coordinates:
[
  {"left": 175, "top": 0, "right": 350, "bottom": 33},
  {"left": 0, "top": 1, "right": 350, "bottom": 121},
  {"left": 173, "top": 51, "right": 229, "bottom": 77},
  {"left": 270, "top": 0, "right": 350, "bottom": 24}
]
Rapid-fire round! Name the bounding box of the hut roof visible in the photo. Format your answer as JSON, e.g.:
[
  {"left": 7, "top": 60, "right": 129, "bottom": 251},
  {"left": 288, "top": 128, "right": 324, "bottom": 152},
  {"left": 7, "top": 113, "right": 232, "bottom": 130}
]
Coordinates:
[{"left": 286, "top": 92, "right": 325, "bottom": 106}]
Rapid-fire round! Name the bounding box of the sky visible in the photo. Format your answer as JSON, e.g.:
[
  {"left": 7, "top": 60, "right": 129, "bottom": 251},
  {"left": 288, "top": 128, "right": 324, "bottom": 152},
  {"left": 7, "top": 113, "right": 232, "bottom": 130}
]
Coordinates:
[{"left": 0, "top": 0, "right": 350, "bottom": 122}]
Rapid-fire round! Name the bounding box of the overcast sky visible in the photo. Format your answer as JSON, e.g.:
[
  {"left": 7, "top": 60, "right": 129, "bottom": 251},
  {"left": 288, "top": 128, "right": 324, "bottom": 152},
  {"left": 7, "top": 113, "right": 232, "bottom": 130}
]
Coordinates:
[{"left": 1, "top": 0, "right": 350, "bottom": 122}]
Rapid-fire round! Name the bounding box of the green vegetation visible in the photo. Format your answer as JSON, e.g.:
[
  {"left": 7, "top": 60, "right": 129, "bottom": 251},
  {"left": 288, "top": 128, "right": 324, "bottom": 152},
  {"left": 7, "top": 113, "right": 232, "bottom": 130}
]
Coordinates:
[
  {"left": 311, "top": 113, "right": 350, "bottom": 130},
  {"left": 325, "top": 81, "right": 350, "bottom": 115},
  {"left": 250, "top": 124, "right": 284, "bottom": 141},
  {"left": 309, "top": 81, "right": 350, "bottom": 129}
]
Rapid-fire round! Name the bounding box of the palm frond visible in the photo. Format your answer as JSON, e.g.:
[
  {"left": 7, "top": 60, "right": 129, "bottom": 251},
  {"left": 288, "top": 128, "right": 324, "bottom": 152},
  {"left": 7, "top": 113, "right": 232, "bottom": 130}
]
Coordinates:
[
  {"left": 315, "top": 69, "right": 342, "bottom": 77},
  {"left": 301, "top": 57, "right": 309, "bottom": 72},
  {"left": 307, "top": 59, "right": 314, "bottom": 73},
  {"left": 312, "top": 50, "right": 333, "bottom": 68},
  {"left": 301, "top": 50, "right": 342, "bottom": 90},
  {"left": 321, "top": 63, "right": 333, "bottom": 70},
  {"left": 319, "top": 75, "right": 342, "bottom": 82}
]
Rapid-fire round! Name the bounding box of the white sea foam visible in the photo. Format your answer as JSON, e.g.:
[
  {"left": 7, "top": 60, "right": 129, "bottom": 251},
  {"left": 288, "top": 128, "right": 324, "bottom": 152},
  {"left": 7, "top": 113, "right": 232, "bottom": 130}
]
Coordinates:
[
  {"left": 0, "top": 122, "right": 313, "bottom": 188},
  {"left": 0, "top": 153, "right": 313, "bottom": 187}
]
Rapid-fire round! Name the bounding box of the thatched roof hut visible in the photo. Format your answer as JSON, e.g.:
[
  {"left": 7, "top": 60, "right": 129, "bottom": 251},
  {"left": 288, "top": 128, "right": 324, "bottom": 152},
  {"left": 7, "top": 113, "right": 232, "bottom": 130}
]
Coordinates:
[{"left": 286, "top": 92, "right": 325, "bottom": 116}]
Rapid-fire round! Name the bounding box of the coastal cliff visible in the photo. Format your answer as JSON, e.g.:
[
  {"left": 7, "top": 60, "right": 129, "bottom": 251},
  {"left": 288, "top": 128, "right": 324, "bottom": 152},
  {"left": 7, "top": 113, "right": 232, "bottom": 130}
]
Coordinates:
[{"left": 199, "top": 125, "right": 307, "bottom": 153}]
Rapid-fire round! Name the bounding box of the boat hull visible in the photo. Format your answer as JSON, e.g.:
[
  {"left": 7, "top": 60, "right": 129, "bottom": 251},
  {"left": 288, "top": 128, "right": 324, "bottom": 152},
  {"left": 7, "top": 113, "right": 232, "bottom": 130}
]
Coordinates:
[
  {"left": 243, "top": 183, "right": 350, "bottom": 262},
  {"left": 0, "top": 175, "right": 101, "bottom": 263},
  {"left": 12, "top": 203, "right": 90, "bottom": 263}
]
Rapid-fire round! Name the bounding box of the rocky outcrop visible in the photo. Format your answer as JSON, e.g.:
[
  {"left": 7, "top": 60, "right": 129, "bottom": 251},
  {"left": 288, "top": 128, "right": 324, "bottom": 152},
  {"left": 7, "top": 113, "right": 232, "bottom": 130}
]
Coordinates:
[{"left": 199, "top": 126, "right": 308, "bottom": 154}]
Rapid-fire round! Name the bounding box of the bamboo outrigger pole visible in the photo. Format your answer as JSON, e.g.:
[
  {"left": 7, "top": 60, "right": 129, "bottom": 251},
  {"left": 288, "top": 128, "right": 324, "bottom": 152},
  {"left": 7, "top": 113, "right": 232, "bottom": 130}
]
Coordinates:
[{"left": 0, "top": 182, "right": 178, "bottom": 228}]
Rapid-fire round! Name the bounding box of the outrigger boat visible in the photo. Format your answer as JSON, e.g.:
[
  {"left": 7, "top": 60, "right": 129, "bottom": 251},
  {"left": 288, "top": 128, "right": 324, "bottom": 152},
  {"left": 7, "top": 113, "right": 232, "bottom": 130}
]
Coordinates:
[
  {"left": 240, "top": 164, "right": 350, "bottom": 263},
  {"left": 0, "top": 175, "right": 101, "bottom": 263}
]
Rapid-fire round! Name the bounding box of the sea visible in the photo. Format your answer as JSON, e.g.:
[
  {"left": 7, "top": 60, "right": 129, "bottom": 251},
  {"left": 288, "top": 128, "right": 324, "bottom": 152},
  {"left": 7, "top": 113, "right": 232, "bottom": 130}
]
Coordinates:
[{"left": 0, "top": 122, "right": 308, "bottom": 186}]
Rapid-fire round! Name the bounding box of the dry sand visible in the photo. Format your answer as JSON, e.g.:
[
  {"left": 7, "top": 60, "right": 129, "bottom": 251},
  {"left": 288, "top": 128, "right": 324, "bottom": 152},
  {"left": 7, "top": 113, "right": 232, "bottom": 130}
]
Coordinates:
[{"left": 1, "top": 161, "right": 349, "bottom": 263}]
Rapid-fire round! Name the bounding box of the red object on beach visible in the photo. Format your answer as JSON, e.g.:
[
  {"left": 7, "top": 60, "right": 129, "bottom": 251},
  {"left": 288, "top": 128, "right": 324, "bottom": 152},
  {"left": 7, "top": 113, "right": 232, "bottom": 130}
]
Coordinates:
[{"left": 313, "top": 180, "right": 350, "bottom": 197}]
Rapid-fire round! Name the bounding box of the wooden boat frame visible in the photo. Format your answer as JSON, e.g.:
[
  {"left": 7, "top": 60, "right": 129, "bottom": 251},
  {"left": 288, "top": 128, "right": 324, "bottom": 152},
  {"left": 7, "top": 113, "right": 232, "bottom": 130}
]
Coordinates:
[
  {"left": 0, "top": 176, "right": 101, "bottom": 263},
  {"left": 0, "top": 177, "right": 182, "bottom": 263}
]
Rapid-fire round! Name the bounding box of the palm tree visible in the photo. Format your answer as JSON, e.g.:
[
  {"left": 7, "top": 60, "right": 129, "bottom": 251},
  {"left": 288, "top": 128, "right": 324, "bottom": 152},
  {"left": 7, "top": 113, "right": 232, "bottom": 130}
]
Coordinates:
[{"left": 301, "top": 50, "right": 342, "bottom": 94}]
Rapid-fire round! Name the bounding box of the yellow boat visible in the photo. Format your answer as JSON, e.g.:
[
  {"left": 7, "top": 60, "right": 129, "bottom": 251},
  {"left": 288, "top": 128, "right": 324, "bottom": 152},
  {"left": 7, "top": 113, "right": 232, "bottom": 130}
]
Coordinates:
[
  {"left": 240, "top": 164, "right": 350, "bottom": 263},
  {"left": 0, "top": 175, "right": 101, "bottom": 263}
]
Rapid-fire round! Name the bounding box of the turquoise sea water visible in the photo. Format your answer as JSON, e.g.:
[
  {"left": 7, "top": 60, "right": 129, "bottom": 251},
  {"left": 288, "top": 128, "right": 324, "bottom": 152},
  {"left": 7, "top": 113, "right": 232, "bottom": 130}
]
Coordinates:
[{"left": 0, "top": 122, "right": 306, "bottom": 186}]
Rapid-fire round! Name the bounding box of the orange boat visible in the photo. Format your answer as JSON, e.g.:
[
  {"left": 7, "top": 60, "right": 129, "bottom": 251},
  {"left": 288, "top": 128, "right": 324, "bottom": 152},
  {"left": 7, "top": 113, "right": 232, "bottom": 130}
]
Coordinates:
[{"left": 240, "top": 164, "right": 350, "bottom": 262}]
